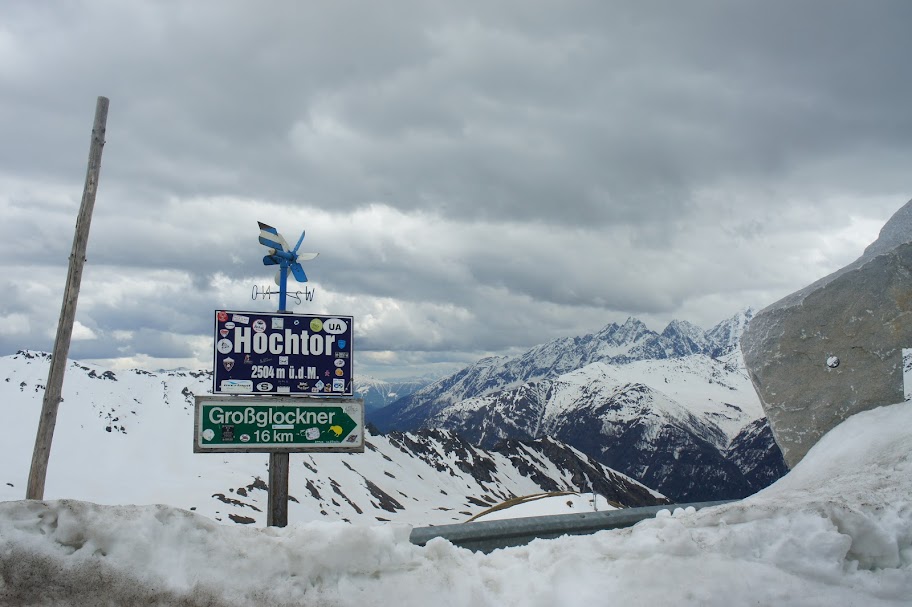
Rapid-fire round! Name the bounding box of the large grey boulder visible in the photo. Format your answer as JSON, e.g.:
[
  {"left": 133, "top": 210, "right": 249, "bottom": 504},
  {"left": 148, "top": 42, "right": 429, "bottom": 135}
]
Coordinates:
[{"left": 741, "top": 200, "right": 912, "bottom": 468}]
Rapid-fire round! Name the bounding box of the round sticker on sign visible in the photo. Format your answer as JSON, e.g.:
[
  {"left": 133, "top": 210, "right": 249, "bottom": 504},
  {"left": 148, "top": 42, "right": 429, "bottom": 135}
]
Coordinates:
[
  {"left": 253, "top": 319, "right": 267, "bottom": 333},
  {"left": 310, "top": 318, "right": 323, "bottom": 332},
  {"left": 217, "top": 311, "right": 228, "bottom": 322},
  {"left": 217, "top": 339, "right": 233, "bottom": 354},
  {"left": 323, "top": 318, "right": 348, "bottom": 334},
  {"left": 334, "top": 358, "right": 346, "bottom": 368}
]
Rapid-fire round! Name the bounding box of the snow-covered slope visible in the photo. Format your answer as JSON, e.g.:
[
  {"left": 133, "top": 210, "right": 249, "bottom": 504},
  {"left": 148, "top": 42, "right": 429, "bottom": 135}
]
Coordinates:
[
  {"left": 422, "top": 358, "right": 770, "bottom": 501},
  {"left": 0, "top": 351, "right": 665, "bottom": 526}
]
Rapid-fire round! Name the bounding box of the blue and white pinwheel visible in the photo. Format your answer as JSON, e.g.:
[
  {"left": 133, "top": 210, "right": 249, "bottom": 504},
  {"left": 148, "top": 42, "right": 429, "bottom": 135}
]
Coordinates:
[{"left": 257, "top": 221, "right": 318, "bottom": 310}]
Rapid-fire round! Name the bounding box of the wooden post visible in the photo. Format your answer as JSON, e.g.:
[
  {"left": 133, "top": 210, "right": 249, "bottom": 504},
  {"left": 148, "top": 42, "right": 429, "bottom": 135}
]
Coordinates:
[
  {"left": 27, "top": 96, "right": 109, "bottom": 500},
  {"left": 267, "top": 452, "right": 290, "bottom": 526}
]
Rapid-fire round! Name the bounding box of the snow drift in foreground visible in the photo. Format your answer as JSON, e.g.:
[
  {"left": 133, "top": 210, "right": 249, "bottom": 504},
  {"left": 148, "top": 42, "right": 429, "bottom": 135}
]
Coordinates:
[{"left": 2, "top": 402, "right": 912, "bottom": 606}]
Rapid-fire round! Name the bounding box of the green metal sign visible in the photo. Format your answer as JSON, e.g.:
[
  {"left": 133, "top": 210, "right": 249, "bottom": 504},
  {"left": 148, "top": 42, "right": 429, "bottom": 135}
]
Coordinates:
[{"left": 194, "top": 396, "right": 364, "bottom": 453}]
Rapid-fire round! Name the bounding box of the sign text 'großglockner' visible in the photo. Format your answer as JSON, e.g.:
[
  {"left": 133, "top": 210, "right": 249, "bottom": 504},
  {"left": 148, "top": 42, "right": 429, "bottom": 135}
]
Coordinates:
[
  {"left": 194, "top": 396, "right": 364, "bottom": 453},
  {"left": 212, "top": 310, "right": 353, "bottom": 396}
]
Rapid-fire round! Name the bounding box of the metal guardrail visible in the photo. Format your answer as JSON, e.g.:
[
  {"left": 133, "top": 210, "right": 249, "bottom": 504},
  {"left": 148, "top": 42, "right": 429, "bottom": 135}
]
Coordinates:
[{"left": 409, "top": 500, "right": 734, "bottom": 553}]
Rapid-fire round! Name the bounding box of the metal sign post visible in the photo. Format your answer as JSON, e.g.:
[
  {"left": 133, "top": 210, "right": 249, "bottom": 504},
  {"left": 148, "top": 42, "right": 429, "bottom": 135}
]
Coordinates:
[
  {"left": 197, "top": 222, "right": 363, "bottom": 528},
  {"left": 260, "top": 221, "right": 317, "bottom": 527}
]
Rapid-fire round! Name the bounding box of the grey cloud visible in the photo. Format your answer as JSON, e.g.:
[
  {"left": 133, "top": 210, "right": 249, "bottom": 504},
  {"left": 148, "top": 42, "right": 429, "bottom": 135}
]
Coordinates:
[
  {"left": 4, "top": 0, "right": 910, "bottom": 224},
  {"left": 2, "top": 0, "right": 911, "bottom": 376},
  {"left": 66, "top": 328, "right": 200, "bottom": 361}
]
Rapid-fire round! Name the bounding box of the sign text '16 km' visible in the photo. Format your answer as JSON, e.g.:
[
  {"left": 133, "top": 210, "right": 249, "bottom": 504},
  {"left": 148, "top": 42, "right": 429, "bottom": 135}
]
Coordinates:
[{"left": 194, "top": 398, "right": 364, "bottom": 453}]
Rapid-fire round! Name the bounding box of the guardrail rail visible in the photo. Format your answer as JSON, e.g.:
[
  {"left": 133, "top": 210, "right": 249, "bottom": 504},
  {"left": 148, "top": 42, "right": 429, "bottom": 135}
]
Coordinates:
[{"left": 409, "top": 500, "right": 734, "bottom": 553}]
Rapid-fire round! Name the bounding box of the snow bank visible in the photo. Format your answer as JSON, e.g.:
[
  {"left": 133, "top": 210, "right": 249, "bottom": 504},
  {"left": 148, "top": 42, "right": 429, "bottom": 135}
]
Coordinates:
[{"left": 2, "top": 402, "right": 911, "bottom": 606}]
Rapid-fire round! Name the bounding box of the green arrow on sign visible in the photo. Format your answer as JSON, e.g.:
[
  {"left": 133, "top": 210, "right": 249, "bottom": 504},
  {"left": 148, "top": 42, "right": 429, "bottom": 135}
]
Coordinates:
[{"left": 194, "top": 397, "right": 364, "bottom": 453}]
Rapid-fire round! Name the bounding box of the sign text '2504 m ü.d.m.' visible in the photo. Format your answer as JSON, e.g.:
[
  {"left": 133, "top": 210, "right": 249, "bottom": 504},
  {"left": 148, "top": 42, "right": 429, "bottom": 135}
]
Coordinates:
[{"left": 212, "top": 310, "right": 353, "bottom": 396}]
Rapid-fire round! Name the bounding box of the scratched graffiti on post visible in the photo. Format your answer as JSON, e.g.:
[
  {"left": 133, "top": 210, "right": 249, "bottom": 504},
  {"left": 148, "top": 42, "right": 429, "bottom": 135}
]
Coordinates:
[{"left": 251, "top": 285, "right": 315, "bottom": 305}]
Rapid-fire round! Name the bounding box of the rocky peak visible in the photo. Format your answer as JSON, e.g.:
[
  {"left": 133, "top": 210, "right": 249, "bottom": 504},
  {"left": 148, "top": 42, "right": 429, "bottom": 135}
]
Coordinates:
[
  {"left": 864, "top": 198, "right": 912, "bottom": 258},
  {"left": 705, "top": 308, "right": 754, "bottom": 357},
  {"left": 594, "top": 317, "right": 654, "bottom": 348},
  {"left": 661, "top": 320, "right": 708, "bottom": 356}
]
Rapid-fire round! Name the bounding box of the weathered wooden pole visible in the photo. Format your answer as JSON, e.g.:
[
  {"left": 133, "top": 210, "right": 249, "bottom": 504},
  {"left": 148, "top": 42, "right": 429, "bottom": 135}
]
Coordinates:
[
  {"left": 27, "top": 96, "right": 109, "bottom": 500},
  {"left": 267, "top": 452, "right": 290, "bottom": 526}
]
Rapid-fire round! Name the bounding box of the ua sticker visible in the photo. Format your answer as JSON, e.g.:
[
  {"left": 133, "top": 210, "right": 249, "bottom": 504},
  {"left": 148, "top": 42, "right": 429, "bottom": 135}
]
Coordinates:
[
  {"left": 323, "top": 318, "right": 347, "bottom": 334},
  {"left": 337, "top": 339, "right": 346, "bottom": 349},
  {"left": 223, "top": 357, "right": 235, "bottom": 372}
]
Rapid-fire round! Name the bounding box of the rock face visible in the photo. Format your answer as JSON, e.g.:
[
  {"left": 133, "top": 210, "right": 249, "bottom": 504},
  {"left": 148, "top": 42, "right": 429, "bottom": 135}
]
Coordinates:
[{"left": 742, "top": 200, "right": 912, "bottom": 468}]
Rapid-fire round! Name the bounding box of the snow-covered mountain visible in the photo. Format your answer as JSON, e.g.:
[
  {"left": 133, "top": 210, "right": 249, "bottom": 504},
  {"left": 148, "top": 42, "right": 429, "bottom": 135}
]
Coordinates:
[
  {"left": 416, "top": 357, "right": 777, "bottom": 501},
  {"left": 0, "top": 351, "right": 666, "bottom": 526},
  {"left": 370, "top": 310, "right": 786, "bottom": 501},
  {"left": 371, "top": 310, "right": 755, "bottom": 432},
  {"left": 725, "top": 417, "right": 790, "bottom": 493},
  {"left": 354, "top": 375, "right": 429, "bottom": 412}
]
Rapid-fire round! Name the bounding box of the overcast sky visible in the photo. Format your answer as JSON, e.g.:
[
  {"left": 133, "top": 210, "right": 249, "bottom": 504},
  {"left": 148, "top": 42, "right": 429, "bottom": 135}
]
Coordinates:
[{"left": 1, "top": 0, "right": 910, "bottom": 379}]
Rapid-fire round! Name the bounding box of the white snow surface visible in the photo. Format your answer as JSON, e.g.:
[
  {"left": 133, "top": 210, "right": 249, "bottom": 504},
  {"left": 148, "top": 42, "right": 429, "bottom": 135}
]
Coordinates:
[
  {"left": 0, "top": 352, "right": 659, "bottom": 526},
  {"left": 3, "top": 401, "right": 912, "bottom": 606}
]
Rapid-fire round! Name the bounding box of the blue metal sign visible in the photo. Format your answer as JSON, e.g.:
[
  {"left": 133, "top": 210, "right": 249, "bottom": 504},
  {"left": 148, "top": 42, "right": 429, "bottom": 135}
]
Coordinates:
[{"left": 212, "top": 310, "right": 353, "bottom": 396}]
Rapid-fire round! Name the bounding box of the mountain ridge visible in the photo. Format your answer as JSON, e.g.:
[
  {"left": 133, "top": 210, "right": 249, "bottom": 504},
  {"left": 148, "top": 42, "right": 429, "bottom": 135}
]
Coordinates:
[
  {"left": 371, "top": 309, "right": 756, "bottom": 433},
  {"left": 367, "top": 309, "right": 789, "bottom": 502}
]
